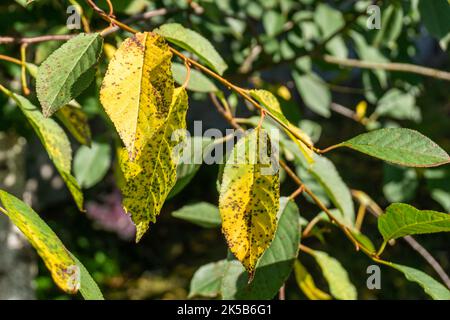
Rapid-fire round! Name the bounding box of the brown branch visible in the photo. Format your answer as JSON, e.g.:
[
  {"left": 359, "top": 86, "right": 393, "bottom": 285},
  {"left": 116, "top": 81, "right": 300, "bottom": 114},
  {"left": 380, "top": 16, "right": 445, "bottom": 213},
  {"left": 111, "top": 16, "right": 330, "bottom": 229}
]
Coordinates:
[
  {"left": 322, "top": 54, "right": 450, "bottom": 82},
  {"left": 0, "top": 34, "right": 73, "bottom": 44}
]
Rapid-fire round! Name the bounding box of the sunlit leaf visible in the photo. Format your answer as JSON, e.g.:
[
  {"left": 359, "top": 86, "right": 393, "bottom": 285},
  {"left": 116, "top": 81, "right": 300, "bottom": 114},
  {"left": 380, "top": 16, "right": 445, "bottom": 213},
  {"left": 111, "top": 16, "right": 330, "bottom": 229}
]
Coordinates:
[
  {"left": 378, "top": 203, "right": 450, "bottom": 242},
  {"left": 119, "top": 87, "right": 188, "bottom": 242},
  {"left": 294, "top": 260, "right": 332, "bottom": 300},
  {"left": 0, "top": 190, "right": 102, "bottom": 299},
  {"left": 100, "top": 32, "right": 174, "bottom": 160},
  {"left": 340, "top": 128, "right": 450, "bottom": 167},
  {"left": 189, "top": 260, "right": 226, "bottom": 298},
  {"left": 56, "top": 102, "right": 92, "bottom": 146},
  {"left": 155, "top": 23, "right": 228, "bottom": 75},
  {"left": 36, "top": 33, "right": 103, "bottom": 116},
  {"left": 219, "top": 128, "right": 280, "bottom": 277}
]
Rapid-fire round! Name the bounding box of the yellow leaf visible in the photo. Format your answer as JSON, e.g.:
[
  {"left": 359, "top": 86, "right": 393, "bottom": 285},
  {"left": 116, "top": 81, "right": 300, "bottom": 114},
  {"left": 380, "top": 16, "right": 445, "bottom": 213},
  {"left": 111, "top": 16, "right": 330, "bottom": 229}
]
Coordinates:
[
  {"left": 100, "top": 32, "right": 174, "bottom": 160},
  {"left": 248, "top": 89, "right": 315, "bottom": 164},
  {"left": 219, "top": 128, "right": 280, "bottom": 277},
  {"left": 356, "top": 100, "right": 367, "bottom": 120},
  {"left": 103, "top": 43, "right": 117, "bottom": 60},
  {"left": 294, "top": 260, "right": 332, "bottom": 300},
  {"left": 0, "top": 190, "right": 79, "bottom": 293},
  {"left": 276, "top": 85, "right": 291, "bottom": 101},
  {"left": 119, "top": 87, "right": 188, "bottom": 242}
]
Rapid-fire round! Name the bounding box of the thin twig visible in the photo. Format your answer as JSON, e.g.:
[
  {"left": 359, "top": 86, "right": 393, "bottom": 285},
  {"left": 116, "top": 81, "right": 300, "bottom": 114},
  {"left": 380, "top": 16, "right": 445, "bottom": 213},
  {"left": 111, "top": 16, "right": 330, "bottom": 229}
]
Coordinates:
[
  {"left": 322, "top": 54, "right": 450, "bottom": 82},
  {"left": 20, "top": 43, "right": 30, "bottom": 95}
]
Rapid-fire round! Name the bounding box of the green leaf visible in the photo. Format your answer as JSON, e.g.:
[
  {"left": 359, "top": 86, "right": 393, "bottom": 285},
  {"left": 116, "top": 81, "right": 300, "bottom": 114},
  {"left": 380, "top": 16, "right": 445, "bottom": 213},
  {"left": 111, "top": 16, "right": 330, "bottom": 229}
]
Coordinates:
[
  {"left": 425, "top": 168, "right": 450, "bottom": 212},
  {"left": 292, "top": 71, "right": 331, "bottom": 118},
  {"left": 390, "top": 263, "right": 450, "bottom": 300},
  {"left": 378, "top": 203, "right": 450, "bottom": 242},
  {"left": 56, "top": 102, "right": 92, "bottom": 146},
  {"left": 189, "top": 260, "right": 226, "bottom": 298},
  {"left": 375, "top": 89, "right": 421, "bottom": 122},
  {"left": 373, "top": 3, "right": 404, "bottom": 48},
  {"left": 0, "top": 190, "right": 102, "bottom": 299},
  {"left": 155, "top": 23, "right": 228, "bottom": 75},
  {"left": 418, "top": 0, "right": 450, "bottom": 45},
  {"left": 171, "top": 62, "right": 218, "bottom": 93},
  {"left": 219, "top": 128, "right": 280, "bottom": 276},
  {"left": 119, "top": 87, "right": 188, "bottom": 242},
  {"left": 172, "top": 202, "right": 221, "bottom": 228},
  {"left": 2, "top": 89, "right": 83, "bottom": 210},
  {"left": 383, "top": 164, "right": 418, "bottom": 203},
  {"left": 74, "top": 142, "right": 111, "bottom": 189},
  {"left": 71, "top": 254, "right": 104, "bottom": 300},
  {"left": 263, "top": 10, "right": 286, "bottom": 37},
  {"left": 340, "top": 128, "right": 450, "bottom": 167},
  {"left": 36, "top": 33, "right": 103, "bottom": 117},
  {"left": 221, "top": 198, "right": 300, "bottom": 299},
  {"left": 289, "top": 145, "right": 354, "bottom": 226},
  {"left": 311, "top": 250, "right": 357, "bottom": 300}
]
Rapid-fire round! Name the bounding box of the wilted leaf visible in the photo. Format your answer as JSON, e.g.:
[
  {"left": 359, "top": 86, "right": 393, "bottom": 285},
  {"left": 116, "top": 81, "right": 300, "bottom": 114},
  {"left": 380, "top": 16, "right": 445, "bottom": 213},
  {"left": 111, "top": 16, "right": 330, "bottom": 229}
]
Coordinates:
[
  {"left": 155, "top": 23, "right": 228, "bottom": 75},
  {"left": 221, "top": 198, "right": 300, "bottom": 299},
  {"left": 119, "top": 87, "right": 188, "bottom": 242},
  {"left": 36, "top": 33, "right": 103, "bottom": 116},
  {"left": 74, "top": 142, "right": 111, "bottom": 189},
  {"left": 0, "top": 190, "right": 102, "bottom": 299},
  {"left": 340, "top": 128, "right": 450, "bottom": 167},
  {"left": 100, "top": 32, "right": 174, "bottom": 160},
  {"left": 219, "top": 128, "right": 280, "bottom": 277},
  {"left": 172, "top": 202, "right": 221, "bottom": 228},
  {"left": 56, "top": 102, "right": 92, "bottom": 146},
  {"left": 294, "top": 260, "right": 332, "bottom": 300},
  {"left": 311, "top": 250, "right": 357, "bottom": 300},
  {"left": 189, "top": 260, "right": 226, "bottom": 298},
  {"left": 378, "top": 203, "right": 450, "bottom": 242}
]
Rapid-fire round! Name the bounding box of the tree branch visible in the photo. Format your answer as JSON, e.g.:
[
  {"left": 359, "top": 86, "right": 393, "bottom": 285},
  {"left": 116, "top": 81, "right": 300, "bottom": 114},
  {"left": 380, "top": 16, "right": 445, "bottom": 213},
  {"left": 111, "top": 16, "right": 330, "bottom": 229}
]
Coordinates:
[{"left": 322, "top": 54, "right": 450, "bottom": 82}]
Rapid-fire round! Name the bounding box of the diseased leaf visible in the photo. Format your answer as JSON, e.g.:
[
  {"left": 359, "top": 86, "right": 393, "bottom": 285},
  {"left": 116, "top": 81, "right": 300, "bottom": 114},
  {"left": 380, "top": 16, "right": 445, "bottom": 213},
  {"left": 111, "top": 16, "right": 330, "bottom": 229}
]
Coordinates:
[
  {"left": 189, "top": 260, "right": 226, "bottom": 298},
  {"left": 248, "top": 89, "right": 315, "bottom": 164},
  {"left": 221, "top": 198, "right": 300, "bottom": 299},
  {"left": 340, "top": 128, "right": 450, "bottom": 167},
  {"left": 172, "top": 202, "right": 221, "bottom": 228},
  {"left": 36, "top": 33, "right": 103, "bottom": 116},
  {"left": 100, "top": 32, "right": 174, "bottom": 160},
  {"left": 74, "top": 142, "right": 111, "bottom": 189},
  {"left": 219, "top": 128, "right": 280, "bottom": 277},
  {"left": 390, "top": 263, "right": 450, "bottom": 300},
  {"left": 3, "top": 89, "right": 83, "bottom": 210},
  {"left": 0, "top": 190, "right": 102, "bottom": 299},
  {"left": 119, "top": 87, "right": 188, "bottom": 242},
  {"left": 311, "top": 250, "right": 357, "bottom": 300},
  {"left": 171, "top": 62, "right": 218, "bottom": 92},
  {"left": 155, "top": 23, "right": 228, "bottom": 75},
  {"left": 56, "top": 102, "right": 92, "bottom": 146},
  {"left": 378, "top": 203, "right": 450, "bottom": 242},
  {"left": 294, "top": 260, "right": 332, "bottom": 300}
]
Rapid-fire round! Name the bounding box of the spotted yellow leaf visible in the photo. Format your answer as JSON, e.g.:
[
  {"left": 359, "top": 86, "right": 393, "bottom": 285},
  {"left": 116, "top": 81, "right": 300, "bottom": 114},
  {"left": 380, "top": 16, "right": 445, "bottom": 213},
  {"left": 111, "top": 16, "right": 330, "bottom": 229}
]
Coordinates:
[
  {"left": 248, "top": 89, "right": 315, "bottom": 164},
  {"left": 119, "top": 87, "right": 188, "bottom": 242},
  {"left": 100, "top": 32, "right": 174, "bottom": 160},
  {"left": 219, "top": 128, "right": 280, "bottom": 278},
  {"left": 0, "top": 87, "right": 83, "bottom": 210},
  {"left": 0, "top": 190, "right": 79, "bottom": 293}
]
